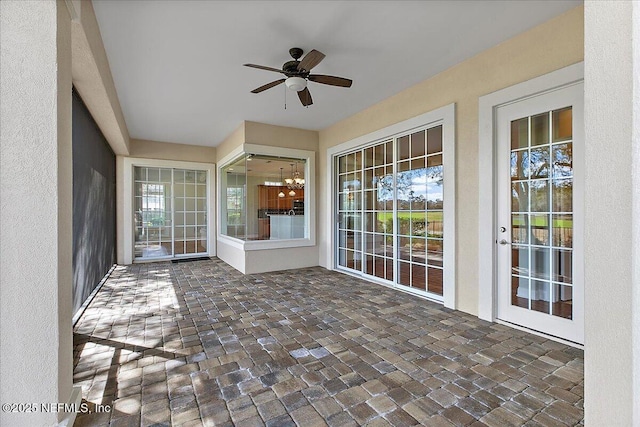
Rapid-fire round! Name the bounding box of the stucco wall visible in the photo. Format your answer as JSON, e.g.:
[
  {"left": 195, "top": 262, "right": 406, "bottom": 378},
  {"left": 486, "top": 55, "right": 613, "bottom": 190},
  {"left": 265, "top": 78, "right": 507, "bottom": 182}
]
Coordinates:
[
  {"left": 584, "top": 1, "right": 639, "bottom": 425},
  {"left": 71, "top": 0, "right": 130, "bottom": 154},
  {"left": 318, "top": 6, "right": 584, "bottom": 315},
  {"left": 216, "top": 123, "right": 245, "bottom": 163},
  {"left": 130, "top": 138, "right": 216, "bottom": 163},
  {"left": 0, "top": 1, "right": 74, "bottom": 425}
]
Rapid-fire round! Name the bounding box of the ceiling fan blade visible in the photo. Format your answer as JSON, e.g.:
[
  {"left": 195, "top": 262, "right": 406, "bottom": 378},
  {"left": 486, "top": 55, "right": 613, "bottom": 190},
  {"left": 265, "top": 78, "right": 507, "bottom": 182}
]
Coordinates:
[
  {"left": 251, "top": 79, "right": 285, "bottom": 94},
  {"left": 297, "top": 49, "right": 325, "bottom": 71},
  {"left": 297, "top": 87, "right": 313, "bottom": 106},
  {"left": 308, "top": 74, "right": 353, "bottom": 88},
  {"left": 243, "top": 63, "right": 285, "bottom": 74}
]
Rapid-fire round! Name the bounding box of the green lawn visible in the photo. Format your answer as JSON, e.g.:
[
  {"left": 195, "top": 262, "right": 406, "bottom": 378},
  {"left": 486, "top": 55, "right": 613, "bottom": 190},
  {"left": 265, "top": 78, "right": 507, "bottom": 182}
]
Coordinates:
[
  {"left": 512, "top": 216, "right": 572, "bottom": 228},
  {"left": 376, "top": 211, "right": 443, "bottom": 222}
]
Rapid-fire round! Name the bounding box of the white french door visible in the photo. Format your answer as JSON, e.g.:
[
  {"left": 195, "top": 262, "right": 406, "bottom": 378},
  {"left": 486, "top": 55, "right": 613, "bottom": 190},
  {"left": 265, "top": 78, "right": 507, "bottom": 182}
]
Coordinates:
[
  {"left": 496, "top": 83, "right": 584, "bottom": 344},
  {"left": 134, "top": 167, "right": 209, "bottom": 260},
  {"left": 335, "top": 125, "right": 447, "bottom": 301}
]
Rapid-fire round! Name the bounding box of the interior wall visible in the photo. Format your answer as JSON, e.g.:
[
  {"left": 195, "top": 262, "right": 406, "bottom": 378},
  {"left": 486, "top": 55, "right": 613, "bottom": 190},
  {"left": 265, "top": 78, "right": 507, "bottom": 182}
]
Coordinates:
[
  {"left": 318, "top": 5, "right": 584, "bottom": 315},
  {"left": 0, "top": 1, "right": 74, "bottom": 425},
  {"left": 72, "top": 90, "right": 116, "bottom": 315}
]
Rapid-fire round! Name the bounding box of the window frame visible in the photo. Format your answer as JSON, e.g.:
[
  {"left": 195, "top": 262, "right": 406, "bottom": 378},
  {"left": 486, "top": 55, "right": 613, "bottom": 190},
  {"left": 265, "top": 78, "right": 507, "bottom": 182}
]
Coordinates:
[{"left": 217, "top": 144, "right": 316, "bottom": 251}]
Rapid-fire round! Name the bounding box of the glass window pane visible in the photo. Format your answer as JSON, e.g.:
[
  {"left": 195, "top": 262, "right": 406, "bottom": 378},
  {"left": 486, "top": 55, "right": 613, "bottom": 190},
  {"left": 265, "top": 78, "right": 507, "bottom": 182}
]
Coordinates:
[
  {"left": 552, "top": 214, "right": 573, "bottom": 248},
  {"left": 427, "top": 126, "right": 443, "bottom": 154},
  {"left": 426, "top": 239, "right": 443, "bottom": 267},
  {"left": 411, "top": 213, "right": 426, "bottom": 236},
  {"left": 530, "top": 146, "right": 550, "bottom": 179},
  {"left": 398, "top": 135, "right": 410, "bottom": 160},
  {"left": 374, "top": 144, "right": 384, "bottom": 167},
  {"left": 512, "top": 245, "right": 529, "bottom": 276},
  {"left": 160, "top": 169, "right": 172, "bottom": 182},
  {"left": 364, "top": 147, "right": 374, "bottom": 168},
  {"left": 511, "top": 276, "right": 529, "bottom": 309},
  {"left": 531, "top": 280, "right": 550, "bottom": 314},
  {"left": 530, "top": 180, "right": 549, "bottom": 212},
  {"left": 365, "top": 255, "right": 374, "bottom": 275},
  {"left": 398, "top": 236, "right": 411, "bottom": 261},
  {"left": 427, "top": 267, "right": 443, "bottom": 295},
  {"left": 553, "top": 107, "right": 572, "bottom": 142},
  {"left": 552, "top": 249, "right": 572, "bottom": 283},
  {"left": 411, "top": 264, "right": 426, "bottom": 290},
  {"left": 531, "top": 113, "right": 549, "bottom": 146},
  {"left": 427, "top": 154, "right": 442, "bottom": 168},
  {"left": 147, "top": 168, "right": 159, "bottom": 182},
  {"left": 511, "top": 118, "right": 528, "bottom": 150},
  {"left": 552, "top": 284, "right": 573, "bottom": 319},
  {"left": 552, "top": 143, "right": 572, "bottom": 178},
  {"left": 398, "top": 215, "right": 411, "bottom": 236},
  {"left": 398, "top": 261, "right": 411, "bottom": 286},
  {"left": 339, "top": 155, "right": 347, "bottom": 174},
  {"left": 426, "top": 211, "right": 443, "bottom": 238},
  {"left": 385, "top": 141, "right": 394, "bottom": 164},
  {"left": 531, "top": 248, "right": 550, "bottom": 280},
  {"left": 411, "top": 131, "right": 425, "bottom": 158},
  {"left": 411, "top": 238, "right": 426, "bottom": 264},
  {"left": 511, "top": 150, "right": 529, "bottom": 181},
  {"left": 385, "top": 258, "right": 394, "bottom": 281},
  {"left": 530, "top": 214, "right": 550, "bottom": 246},
  {"left": 134, "top": 167, "right": 146, "bottom": 181},
  {"left": 364, "top": 169, "right": 374, "bottom": 190},
  {"left": 511, "top": 182, "right": 529, "bottom": 212},
  {"left": 552, "top": 179, "right": 573, "bottom": 212}
]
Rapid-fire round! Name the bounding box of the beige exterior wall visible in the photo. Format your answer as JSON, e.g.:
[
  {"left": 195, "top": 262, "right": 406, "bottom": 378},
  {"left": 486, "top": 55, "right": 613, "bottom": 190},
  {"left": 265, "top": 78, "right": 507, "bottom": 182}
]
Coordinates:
[
  {"left": 244, "top": 121, "right": 319, "bottom": 152},
  {"left": 0, "top": 1, "right": 75, "bottom": 425},
  {"left": 318, "top": 6, "right": 584, "bottom": 315},
  {"left": 216, "top": 122, "right": 246, "bottom": 163},
  {"left": 130, "top": 138, "right": 216, "bottom": 163}
]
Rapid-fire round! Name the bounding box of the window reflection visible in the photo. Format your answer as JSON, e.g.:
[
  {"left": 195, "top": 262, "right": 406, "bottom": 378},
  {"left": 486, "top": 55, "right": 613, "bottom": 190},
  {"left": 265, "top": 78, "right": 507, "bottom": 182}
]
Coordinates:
[{"left": 221, "top": 154, "right": 308, "bottom": 241}]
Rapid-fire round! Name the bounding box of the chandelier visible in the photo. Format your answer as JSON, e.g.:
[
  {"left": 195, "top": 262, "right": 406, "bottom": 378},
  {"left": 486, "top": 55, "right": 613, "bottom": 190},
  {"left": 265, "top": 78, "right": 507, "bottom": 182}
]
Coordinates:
[{"left": 285, "top": 163, "right": 305, "bottom": 190}]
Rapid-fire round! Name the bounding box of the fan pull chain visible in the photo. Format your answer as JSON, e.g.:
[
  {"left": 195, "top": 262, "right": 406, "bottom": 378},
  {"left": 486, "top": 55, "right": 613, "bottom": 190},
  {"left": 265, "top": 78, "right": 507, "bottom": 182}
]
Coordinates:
[{"left": 284, "top": 85, "right": 287, "bottom": 110}]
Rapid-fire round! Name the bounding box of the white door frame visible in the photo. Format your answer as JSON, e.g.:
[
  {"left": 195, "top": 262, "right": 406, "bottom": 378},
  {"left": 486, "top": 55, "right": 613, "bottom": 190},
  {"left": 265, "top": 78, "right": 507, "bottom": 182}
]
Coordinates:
[
  {"left": 325, "top": 104, "right": 456, "bottom": 308},
  {"left": 121, "top": 157, "right": 217, "bottom": 264},
  {"left": 478, "top": 63, "right": 584, "bottom": 331}
]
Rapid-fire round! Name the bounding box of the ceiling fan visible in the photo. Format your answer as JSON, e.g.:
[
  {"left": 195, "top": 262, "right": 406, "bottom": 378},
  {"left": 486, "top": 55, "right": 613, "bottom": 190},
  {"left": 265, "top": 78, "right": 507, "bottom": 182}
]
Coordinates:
[{"left": 244, "top": 47, "right": 353, "bottom": 107}]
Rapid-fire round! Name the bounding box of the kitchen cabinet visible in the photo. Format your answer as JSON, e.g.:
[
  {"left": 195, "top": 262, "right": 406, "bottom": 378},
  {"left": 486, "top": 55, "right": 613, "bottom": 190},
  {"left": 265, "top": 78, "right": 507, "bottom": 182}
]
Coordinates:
[{"left": 258, "top": 185, "right": 304, "bottom": 210}]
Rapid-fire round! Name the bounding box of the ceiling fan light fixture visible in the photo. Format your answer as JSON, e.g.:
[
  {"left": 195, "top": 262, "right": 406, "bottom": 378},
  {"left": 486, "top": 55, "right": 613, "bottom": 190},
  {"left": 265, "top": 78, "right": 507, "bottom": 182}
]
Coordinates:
[{"left": 285, "top": 76, "right": 307, "bottom": 92}]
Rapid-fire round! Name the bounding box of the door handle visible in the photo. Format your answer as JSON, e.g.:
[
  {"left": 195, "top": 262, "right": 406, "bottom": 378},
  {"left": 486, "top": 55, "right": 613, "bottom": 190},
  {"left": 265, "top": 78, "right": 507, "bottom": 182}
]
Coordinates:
[{"left": 499, "top": 239, "right": 510, "bottom": 246}]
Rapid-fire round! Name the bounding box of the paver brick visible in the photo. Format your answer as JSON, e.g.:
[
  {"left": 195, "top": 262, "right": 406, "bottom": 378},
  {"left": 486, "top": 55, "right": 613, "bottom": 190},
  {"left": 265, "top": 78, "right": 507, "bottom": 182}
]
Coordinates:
[{"left": 72, "top": 260, "right": 584, "bottom": 426}]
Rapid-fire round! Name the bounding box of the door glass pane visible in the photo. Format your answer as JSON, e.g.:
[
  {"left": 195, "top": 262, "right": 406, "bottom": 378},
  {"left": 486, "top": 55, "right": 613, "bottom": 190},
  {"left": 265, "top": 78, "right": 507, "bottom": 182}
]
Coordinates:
[
  {"left": 509, "top": 107, "right": 574, "bottom": 320},
  {"left": 552, "top": 284, "right": 573, "bottom": 319},
  {"left": 134, "top": 167, "right": 173, "bottom": 259},
  {"left": 511, "top": 276, "right": 529, "bottom": 309},
  {"left": 531, "top": 280, "right": 550, "bottom": 314},
  {"left": 553, "top": 107, "right": 572, "bottom": 142}
]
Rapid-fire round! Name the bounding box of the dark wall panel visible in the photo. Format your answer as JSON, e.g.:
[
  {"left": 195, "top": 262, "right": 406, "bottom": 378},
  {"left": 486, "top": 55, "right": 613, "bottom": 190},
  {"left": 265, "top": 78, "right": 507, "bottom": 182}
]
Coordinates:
[{"left": 72, "top": 90, "right": 116, "bottom": 315}]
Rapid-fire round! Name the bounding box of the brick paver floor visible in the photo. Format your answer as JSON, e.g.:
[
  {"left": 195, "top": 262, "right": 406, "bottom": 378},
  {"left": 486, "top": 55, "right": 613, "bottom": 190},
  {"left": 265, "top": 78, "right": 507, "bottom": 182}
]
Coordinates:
[{"left": 73, "top": 258, "right": 584, "bottom": 426}]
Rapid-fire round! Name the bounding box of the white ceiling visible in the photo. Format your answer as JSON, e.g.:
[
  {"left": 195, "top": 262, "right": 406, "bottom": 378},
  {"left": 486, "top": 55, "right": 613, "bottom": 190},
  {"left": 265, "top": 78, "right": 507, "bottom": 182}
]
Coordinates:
[{"left": 92, "top": 0, "right": 581, "bottom": 147}]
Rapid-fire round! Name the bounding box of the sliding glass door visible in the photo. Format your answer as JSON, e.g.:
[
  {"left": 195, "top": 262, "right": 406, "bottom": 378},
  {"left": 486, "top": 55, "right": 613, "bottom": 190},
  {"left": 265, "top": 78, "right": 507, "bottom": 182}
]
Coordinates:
[
  {"left": 336, "top": 124, "right": 445, "bottom": 300},
  {"left": 134, "top": 167, "right": 208, "bottom": 260}
]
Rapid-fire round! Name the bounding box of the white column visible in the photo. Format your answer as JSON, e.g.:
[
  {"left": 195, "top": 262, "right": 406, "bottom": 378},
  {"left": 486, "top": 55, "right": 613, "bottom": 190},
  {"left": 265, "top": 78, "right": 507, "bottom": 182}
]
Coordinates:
[
  {"left": 0, "top": 1, "right": 74, "bottom": 426},
  {"left": 584, "top": 1, "right": 639, "bottom": 425}
]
